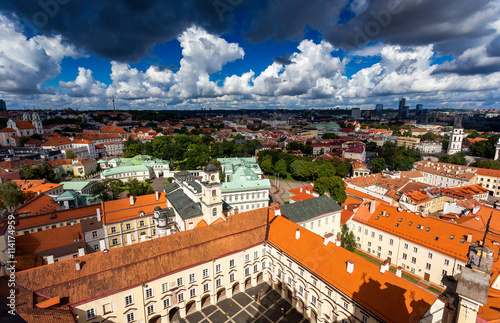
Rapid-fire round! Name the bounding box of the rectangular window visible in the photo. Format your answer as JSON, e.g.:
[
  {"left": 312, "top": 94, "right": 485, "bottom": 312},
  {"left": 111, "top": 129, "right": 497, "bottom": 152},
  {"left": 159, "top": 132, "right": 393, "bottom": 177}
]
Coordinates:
[
  {"left": 311, "top": 295, "right": 317, "bottom": 306},
  {"left": 299, "top": 269, "right": 304, "bottom": 277},
  {"left": 189, "top": 273, "right": 196, "bottom": 283},
  {"left": 371, "top": 231, "right": 375, "bottom": 238},
  {"left": 145, "top": 287, "right": 153, "bottom": 299},
  {"left": 92, "top": 231, "right": 98, "bottom": 238},
  {"left": 457, "top": 264, "right": 462, "bottom": 271},
  {"left": 203, "top": 268, "right": 209, "bottom": 278},
  {"left": 254, "top": 251, "right": 259, "bottom": 259},
  {"left": 229, "top": 259, "right": 235, "bottom": 268},
  {"left": 178, "top": 293, "right": 184, "bottom": 303},
  {"left": 404, "top": 243, "right": 408, "bottom": 249},
  {"left": 402, "top": 253, "right": 407, "bottom": 260},
  {"left": 163, "top": 298, "right": 171, "bottom": 309},
  {"left": 442, "top": 270, "right": 447, "bottom": 276},
  {"left": 86, "top": 308, "right": 96, "bottom": 320},
  {"left": 312, "top": 278, "right": 317, "bottom": 287},
  {"left": 444, "top": 259, "right": 449, "bottom": 266},
  {"left": 177, "top": 277, "right": 184, "bottom": 287},
  {"left": 162, "top": 282, "right": 169, "bottom": 293},
  {"left": 428, "top": 253, "right": 433, "bottom": 259},
  {"left": 190, "top": 288, "right": 196, "bottom": 298},
  {"left": 364, "top": 229, "right": 368, "bottom": 235},
  {"left": 111, "top": 227, "right": 116, "bottom": 234},
  {"left": 413, "top": 247, "right": 418, "bottom": 253},
  {"left": 378, "top": 234, "right": 383, "bottom": 241},
  {"left": 389, "top": 239, "right": 394, "bottom": 246},
  {"left": 204, "top": 283, "right": 209, "bottom": 293},
  {"left": 126, "top": 312, "right": 135, "bottom": 323},
  {"left": 245, "top": 254, "right": 250, "bottom": 263},
  {"left": 411, "top": 257, "right": 416, "bottom": 264},
  {"left": 216, "top": 278, "right": 222, "bottom": 288},
  {"left": 245, "top": 267, "right": 250, "bottom": 276},
  {"left": 327, "top": 289, "right": 332, "bottom": 298},
  {"left": 388, "top": 250, "right": 392, "bottom": 256},
  {"left": 299, "top": 285, "right": 304, "bottom": 295},
  {"left": 287, "top": 276, "right": 292, "bottom": 285},
  {"left": 362, "top": 315, "right": 368, "bottom": 323},
  {"left": 147, "top": 304, "right": 155, "bottom": 315},
  {"left": 253, "top": 264, "right": 258, "bottom": 273},
  {"left": 426, "top": 263, "right": 431, "bottom": 270},
  {"left": 288, "top": 261, "right": 292, "bottom": 268},
  {"left": 343, "top": 301, "right": 349, "bottom": 310},
  {"left": 112, "top": 238, "right": 118, "bottom": 246},
  {"left": 125, "top": 295, "right": 134, "bottom": 307},
  {"left": 230, "top": 273, "right": 235, "bottom": 282},
  {"left": 126, "top": 223, "right": 131, "bottom": 230},
  {"left": 216, "top": 264, "right": 222, "bottom": 273}
]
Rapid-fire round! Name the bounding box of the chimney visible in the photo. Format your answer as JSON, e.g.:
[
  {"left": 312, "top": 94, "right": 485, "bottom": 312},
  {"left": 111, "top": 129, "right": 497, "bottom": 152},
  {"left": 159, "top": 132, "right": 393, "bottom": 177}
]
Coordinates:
[
  {"left": 335, "top": 238, "right": 341, "bottom": 247},
  {"left": 274, "top": 208, "right": 281, "bottom": 216},
  {"left": 78, "top": 247, "right": 85, "bottom": 257},
  {"left": 75, "top": 259, "right": 81, "bottom": 271},
  {"left": 323, "top": 234, "right": 334, "bottom": 246},
  {"left": 467, "top": 233, "right": 472, "bottom": 243},
  {"left": 369, "top": 200, "right": 376, "bottom": 214},
  {"left": 347, "top": 260, "right": 354, "bottom": 274},
  {"left": 130, "top": 196, "right": 134, "bottom": 206},
  {"left": 295, "top": 228, "right": 300, "bottom": 240},
  {"left": 380, "top": 259, "right": 390, "bottom": 273},
  {"left": 46, "top": 254, "right": 54, "bottom": 264},
  {"left": 396, "top": 266, "right": 402, "bottom": 277},
  {"left": 96, "top": 208, "right": 101, "bottom": 222},
  {"left": 99, "top": 239, "right": 106, "bottom": 251},
  {"left": 324, "top": 191, "right": 330, "bottom": 197},
  {"left": 156, "top": 191, "right": 160, "bottom": 201},
  {"left": 37, "top": 190, "right": 42, "bottom": 195}
]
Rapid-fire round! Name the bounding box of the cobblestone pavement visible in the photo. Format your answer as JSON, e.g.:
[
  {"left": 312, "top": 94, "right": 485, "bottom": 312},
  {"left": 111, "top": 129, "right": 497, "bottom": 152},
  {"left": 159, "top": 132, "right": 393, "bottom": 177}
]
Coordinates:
[
  {"left": 267, "top": 179, "right": 309, "bottom": 205},
  {"left": 179, "top": 283, "right": 309, "bottom": 323}
]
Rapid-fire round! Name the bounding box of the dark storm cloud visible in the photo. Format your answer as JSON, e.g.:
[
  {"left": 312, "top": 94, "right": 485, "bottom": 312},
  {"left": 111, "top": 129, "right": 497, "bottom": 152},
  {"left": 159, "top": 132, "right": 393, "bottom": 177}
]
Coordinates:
[
  {"left": 0, "top": 0, "right": 238, "bottom": 62},
  {"left": 486, "top": 35, "right": 500, "bottom": 57},
  {"left": 432, "top": 60, "right": 500, "bottom": 76},
  {"left": 273, "top": 55, "right": 293, "bottom": 65},
  {"left": 247, "top": 0, "right": 497, "bottom": 56}
]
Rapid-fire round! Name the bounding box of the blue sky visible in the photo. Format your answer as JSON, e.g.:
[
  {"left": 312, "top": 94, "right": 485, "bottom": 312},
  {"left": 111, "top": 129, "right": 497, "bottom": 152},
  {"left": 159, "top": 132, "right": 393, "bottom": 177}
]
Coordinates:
[{"left": 0, "top": 0, "right": 500, "bottom": 110}]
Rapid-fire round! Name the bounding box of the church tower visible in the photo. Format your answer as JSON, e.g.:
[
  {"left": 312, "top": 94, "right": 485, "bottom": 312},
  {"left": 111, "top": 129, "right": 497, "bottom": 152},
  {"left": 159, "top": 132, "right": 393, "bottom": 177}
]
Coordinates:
[
  {"left": 447, "top": 116, "right": 464, "bottom": 155},
  {"left": 495, "top": 138, "right": 500, "bottom": 161},
  {"left": 31, "top": 112, "right": 43, "bottom": 134},
  {"left": 200, "top": 162, "right": 223, "bottom": 225}
]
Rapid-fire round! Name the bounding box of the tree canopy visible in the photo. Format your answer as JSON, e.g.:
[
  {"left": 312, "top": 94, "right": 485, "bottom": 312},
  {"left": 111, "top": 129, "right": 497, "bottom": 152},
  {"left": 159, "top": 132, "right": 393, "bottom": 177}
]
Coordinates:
[
  {"left": 127, "top": 179, "right": 154, "bottom": 197},
  {"left": 340, "top": 224, "right": 357, "bottom": 252},
  {"left": 20, "top": 163, "right": 56, "bottom": 182},
  {"left": 0, "top": 181, "right": 24, "bottom": 213},
  {"left": 92, "top": 178, "right": 124, "bottom": 201},
  {"left": 438, "top": 152, "right": 467, "bottom": 166},
  {"left": 313, "top": 176, "right": 347, "bottom": 204}
]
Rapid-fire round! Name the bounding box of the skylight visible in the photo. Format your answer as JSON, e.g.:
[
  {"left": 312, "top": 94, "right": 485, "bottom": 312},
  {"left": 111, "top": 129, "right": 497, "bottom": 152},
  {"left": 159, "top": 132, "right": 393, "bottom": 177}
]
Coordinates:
[{"left": 408, "top": 222, "right": 413, "bottom": 226}]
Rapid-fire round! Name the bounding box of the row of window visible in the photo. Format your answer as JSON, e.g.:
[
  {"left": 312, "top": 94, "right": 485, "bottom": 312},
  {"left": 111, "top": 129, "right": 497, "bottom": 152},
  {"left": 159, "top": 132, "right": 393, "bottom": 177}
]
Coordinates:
[
  {"left": 226, "top": 192, "right": 267, "bottom": 203},
  {"left": 305, "top": 215, "right": 335, "bottom": 230}
]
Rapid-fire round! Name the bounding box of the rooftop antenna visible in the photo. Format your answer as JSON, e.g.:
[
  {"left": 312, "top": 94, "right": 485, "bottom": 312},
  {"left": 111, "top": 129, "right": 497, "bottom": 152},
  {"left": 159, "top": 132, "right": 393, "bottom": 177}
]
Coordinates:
[
  {"left": 478, "top": 211, "right": 493, "bottom": 267},
  {"left": 112, "top": 95, "right": 116, "bottom": 111}
]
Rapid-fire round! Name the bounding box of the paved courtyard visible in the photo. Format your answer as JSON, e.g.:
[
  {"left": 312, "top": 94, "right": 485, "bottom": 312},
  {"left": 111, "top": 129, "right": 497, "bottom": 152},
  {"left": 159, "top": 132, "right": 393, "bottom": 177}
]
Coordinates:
[
  {"left": 179, "top": 283, "right": 309, "bottom": 323},
  {"left": 267, "top": 179, "right": 309, "bottom": 205}
]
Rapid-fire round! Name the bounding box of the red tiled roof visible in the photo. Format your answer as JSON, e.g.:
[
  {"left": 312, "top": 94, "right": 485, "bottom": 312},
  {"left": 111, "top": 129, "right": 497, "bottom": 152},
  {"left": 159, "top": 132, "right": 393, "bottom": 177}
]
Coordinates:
[
  {"left": 15, "top": 205, "right": 99, "bottom": 230},
  {"left": 16, "top": 194, "right": 60, "bottom": 216},
  {"left": 16, "top": 121, "right": 36, "bottom": 129},
  {"left": 16, "top": 223, "right": 83, "bottom": 253},
  {"left": 102, "top": 193, "right": 166, "bottom": 224},
  {"left": 43, "top": 136, "right": 71, "bottom": 147}
]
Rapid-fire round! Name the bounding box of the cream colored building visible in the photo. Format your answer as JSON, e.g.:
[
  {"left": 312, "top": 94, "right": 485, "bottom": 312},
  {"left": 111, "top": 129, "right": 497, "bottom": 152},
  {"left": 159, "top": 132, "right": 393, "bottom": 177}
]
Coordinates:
[{"left": 396, "top": 136, "right": 420, "bottom": 149}]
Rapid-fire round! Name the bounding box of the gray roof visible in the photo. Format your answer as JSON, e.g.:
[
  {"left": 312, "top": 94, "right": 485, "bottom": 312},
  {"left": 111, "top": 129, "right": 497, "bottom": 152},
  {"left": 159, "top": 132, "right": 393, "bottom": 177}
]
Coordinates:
[
  {"left": 279, "top": 195, "right": 342, "bottom": 223},
  {"left": 204, "top": 162, "right": 218, "bottom": 173},
  {"left": 37, "top": 241, "right": 92, "bottom": 259},
  {"left": 80, "top": 217, "right": 103, "bottom": 232},
  {"left": 166, "top": 189, "right": 203, "bottom": 220},
  {"left": 186, "top": 180, "right": 202, "bottom": 193},
  {"left": 164, "top": 182, "right": 180, "bottom": 194}
]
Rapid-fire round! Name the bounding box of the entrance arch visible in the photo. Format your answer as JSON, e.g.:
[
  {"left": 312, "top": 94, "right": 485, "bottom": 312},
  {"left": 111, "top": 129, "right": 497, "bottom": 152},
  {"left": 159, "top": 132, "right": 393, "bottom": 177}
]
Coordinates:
[
  {"left": 185, "top": 300, "right": 196, "bottom": 316},
  {"left": 297, "top": 299, "right": 305, "bottom": 314},
  {"left": 149, "top": 315, "right": 161, "bottom": 323},
  {"left": 244, "top": 277, "right": 252, "bottom": 289},
  {"left": 168, "top": 307, "right": 180, "bottom": 323},
  {"left": 232, "top": 282, "right": 240, "bottom": 295},
  {"left": 310, "top": 309, "right": 318, "bottom": 323},
  {"left": 216, "top": 288, "right": 226, "bottom": 302},
  {"left": 256, "top": 272, "right": 264, "bottom": 284},
  {"left": 201, "top": 294, "right": 211, "bottom": 308}
]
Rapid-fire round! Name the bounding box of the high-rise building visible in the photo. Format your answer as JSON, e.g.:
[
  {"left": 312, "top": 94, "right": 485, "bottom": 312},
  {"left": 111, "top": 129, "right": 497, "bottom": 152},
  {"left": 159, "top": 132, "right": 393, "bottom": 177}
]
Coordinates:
[
  {"left": 375, "top": 104, "right": 383, "bottom": 116},
  {"left": 401, "top": 106, "right": 409, "bottom": 119},
  {"left": 415, "top": 104, "right": 423, "bottom": 116},
  {"left": 0, "top": 99, "right": 6, "bottom": 111},
  {"left": 351, "top": 107, "right": 361, "bottom": 119},
  {"left": 398, "top": 98, "right": 406, "bottom": 118}
]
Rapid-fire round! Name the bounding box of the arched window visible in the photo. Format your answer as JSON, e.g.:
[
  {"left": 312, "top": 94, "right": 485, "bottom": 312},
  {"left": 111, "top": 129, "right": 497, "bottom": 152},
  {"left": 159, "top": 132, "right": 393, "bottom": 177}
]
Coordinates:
[
  {"left": 212, "top": 189, "right": 217, "bottom": 197},
  {"left": 212, "top": 208, "right": 217, "bottom": 217}
]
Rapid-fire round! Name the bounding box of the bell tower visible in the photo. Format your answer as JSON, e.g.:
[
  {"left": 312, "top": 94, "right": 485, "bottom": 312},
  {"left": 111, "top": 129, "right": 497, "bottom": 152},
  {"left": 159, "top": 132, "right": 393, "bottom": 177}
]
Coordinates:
[{"left": 201, "top": 162, "right": 223, "bottom": 224}]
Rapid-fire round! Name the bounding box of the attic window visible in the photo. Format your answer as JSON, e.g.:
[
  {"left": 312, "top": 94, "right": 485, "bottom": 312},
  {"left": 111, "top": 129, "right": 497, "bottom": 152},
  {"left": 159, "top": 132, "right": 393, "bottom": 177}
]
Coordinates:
[
  {"left": 434, "top": 237, "right": 439, "bottom": 241},
  {"left": 379, "top": 211, "right": 383, "bottom": 215},
  {"left": 395, "top": 223, "right": 399, "bottom": 227},
  {"left": 460, "top": 238, "right": 465, "bottom": 243},
  {"left": 426, "top": 227, "right": 430, "bottom": 232},
  {"left": 408, "top": 222, "right": 413, "bottom": 226},
  {"left": 375, "top": 216, "right": 379, "bottom": 220},
  {"left": 450, "top": 235, "right": 454, "bottom": 240},
  {"left": 386, "top": 214, "right": 390, "bottom": 217},
  {"left": 398, "top": 218, "right": 403, "bottom": 222},
  {"left": 417, "top": 225, "right": 422, "bottom": 229}
]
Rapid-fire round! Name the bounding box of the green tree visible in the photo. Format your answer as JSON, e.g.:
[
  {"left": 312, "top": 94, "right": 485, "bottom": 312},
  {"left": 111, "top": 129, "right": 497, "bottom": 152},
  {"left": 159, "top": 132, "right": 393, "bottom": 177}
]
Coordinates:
[
  {"left": 314, "top": 176, "right": 347, "bottom": 204},
  {"left": 275, "top": 159, "right": 288, "bottom": 177},
  {"left": 20, "top": 163, "right": 56, "bottom": 181},
  {"left": 420, "top": 132, "right": 437, "bottom": 141},
  {"left": 290, "top": 160, "right": 307, "bottom": 180},
  {"left": 340, "top": 224, "right": 357, "bottom": 252},
  {"left": 260, "top": 155, "right": 274, "bottom": 174},
  {"left": 371, "top": 157, "right": 387, "bottom": 173},
  {"left": 322, "top": 133, "right": 340, "bottom": 139},
  {"left": 19, "top": 136, "right": 29, "bottom": 147},
  {"left": 92, "top": 178, "right": 124, "bottom": 201},
  {"left": 66, "top": 150, "right": 77, "bottom": 159},
  {"left": 470, "top": 159, "right": 500, "bottom": 170},
  {"left": 0, "top": 181, "right": 24, "bottom": 212},
  {"left": 439, "top": 152, "right": 467, "bottom": 165},
  {"left": 127, "top": 179, "right": 154, "bottom": 197}
]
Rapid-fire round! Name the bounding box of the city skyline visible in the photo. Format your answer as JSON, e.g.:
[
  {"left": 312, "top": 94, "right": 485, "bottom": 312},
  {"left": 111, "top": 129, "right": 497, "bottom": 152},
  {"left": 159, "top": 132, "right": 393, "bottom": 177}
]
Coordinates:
[{"left": 0, "top": 0, "right": 499, "bottom": 110}]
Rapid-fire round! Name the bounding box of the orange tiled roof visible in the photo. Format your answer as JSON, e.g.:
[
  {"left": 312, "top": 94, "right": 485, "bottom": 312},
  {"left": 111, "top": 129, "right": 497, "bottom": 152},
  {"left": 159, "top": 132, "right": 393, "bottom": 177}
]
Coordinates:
[
  {"left": 46, "top": 159, "right": 72, "bottom": 167},
  {"left": 14, "top": 207, "right": 269, "bottom": 306},
  {"left": 15, "top": 205, "right": 99, "bottom": 230},
  {"left": 16, "top": 194, "right": 60, "bottom": 216},
  {"left": 267, "top": 214, "right": 438, "bottom": 323},
  {"left": 71, "top": 139, "right": 93, "bottom": 144},
  {"left": 73, "top": 158, "right": 95, "bottom": 166},
  {"left": 102, "top": 193, "right": 167, "bottom": 224},
  {"left": 16, "top": 223, "right": 82, "bottom": 253},
  {"left": 0, "top": 127, "right": 15, "bottom": 132},
  {"left": 16, "top": 121, "right": 36, "bottom": 129},
  {"left": 43, "top": 136, "right": 71, "bottom": 147},
  {"left": 101, "top": 125, "right": 127, "bottom": 134}
]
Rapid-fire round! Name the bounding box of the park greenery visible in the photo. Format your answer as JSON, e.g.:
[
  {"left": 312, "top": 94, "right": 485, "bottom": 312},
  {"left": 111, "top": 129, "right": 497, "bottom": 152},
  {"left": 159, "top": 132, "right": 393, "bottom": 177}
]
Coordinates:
[
  {"left": 369, "top": 142, "right": 422, "bottom": 171},
  {"left": 92, "top": 178, "right": 155, "bottom": 201},
  {"left": 0, "top": 180, "right": 24, "bottom": 213},
  {"left": 340, "top": 224, "right": 357, "bottom": 252},
  {"left": 438, "top": 152, "right": 467, "bottom": 166},
  {"left": 20, "top": 163, "right": 56, "bottom": 182}
]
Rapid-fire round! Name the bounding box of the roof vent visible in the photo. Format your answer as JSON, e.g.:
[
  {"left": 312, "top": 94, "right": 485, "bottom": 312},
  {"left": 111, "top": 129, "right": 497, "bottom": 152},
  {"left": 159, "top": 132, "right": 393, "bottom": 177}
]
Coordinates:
[
  {"left": 75, "top": 260, "right": 81, "bottom": 271},
  {"left": 295, "top": 228, "right": 300, "bottom": 240},
  {"left": 380, "top": 259, "right": 390, "bottom": 273}
]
